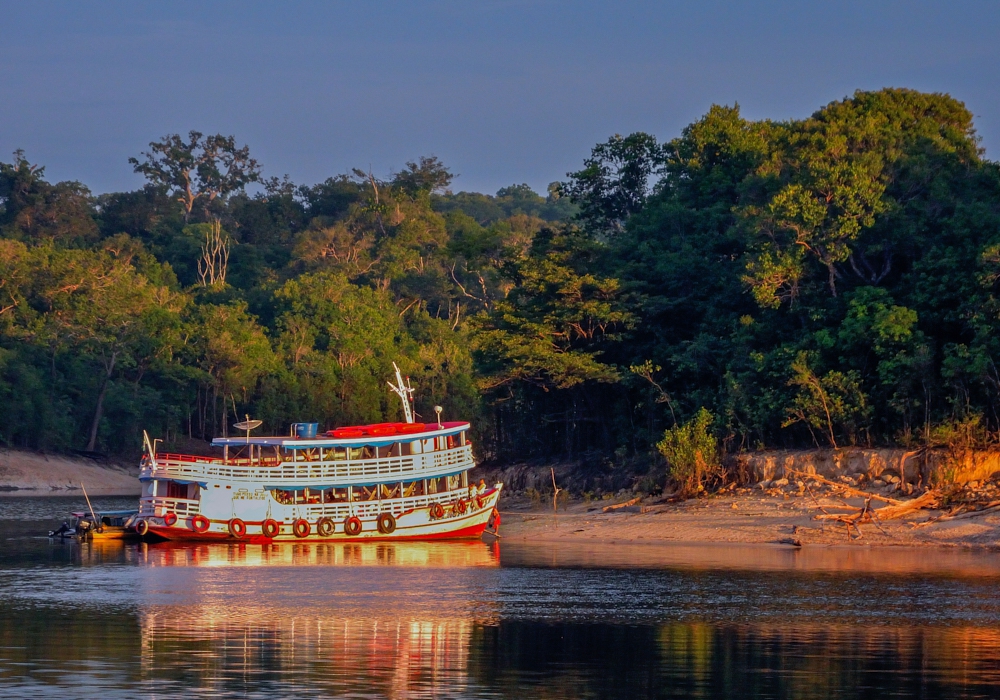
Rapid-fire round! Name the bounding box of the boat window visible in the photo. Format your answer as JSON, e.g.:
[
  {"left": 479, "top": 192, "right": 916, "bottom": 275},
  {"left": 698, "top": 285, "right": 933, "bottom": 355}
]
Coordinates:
[
  {"left": 403, "top": 479, "right": 425, "bottom": 497},
  {"left": 322, "top": 487, "right": 349, "bottom": 503},
  {"left": 446, "top": 474, "right": 461, "bottom": 491},
  {"left": 353, "top": 485, "right": 378, "bottom": 501},
  {"left": 426, "top": 477, "right": 444, "bottom": 494},
  {"left": 166, "top": 481, "right": 188, "bottom": 499},
  {"left": 271, "top": 489, "right": 291, "bottom": 504}
]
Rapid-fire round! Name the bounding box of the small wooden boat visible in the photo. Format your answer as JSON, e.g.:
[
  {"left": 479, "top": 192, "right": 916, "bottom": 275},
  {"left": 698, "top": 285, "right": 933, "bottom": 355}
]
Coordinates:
[{"left": 49, "top": 510, "right": 141, "bottom": 541}]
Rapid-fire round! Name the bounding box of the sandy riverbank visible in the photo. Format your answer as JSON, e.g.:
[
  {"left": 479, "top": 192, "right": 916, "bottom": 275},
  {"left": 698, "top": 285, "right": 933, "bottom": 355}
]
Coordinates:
[
  {"left": 497, "top": 489, "right": 1000, "bottom": 548},
  {"left": 0, "top": 450, "right": 139, "bottom": 496}
]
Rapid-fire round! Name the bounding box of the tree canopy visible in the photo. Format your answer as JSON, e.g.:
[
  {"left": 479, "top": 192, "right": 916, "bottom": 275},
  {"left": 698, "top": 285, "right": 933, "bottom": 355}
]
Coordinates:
[{"left": 1, "top": 87, "right": 998, "bottom": 471}]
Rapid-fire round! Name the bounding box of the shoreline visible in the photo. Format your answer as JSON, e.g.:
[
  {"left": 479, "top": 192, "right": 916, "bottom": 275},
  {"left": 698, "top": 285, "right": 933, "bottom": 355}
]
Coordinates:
[
  {"left": 0, "top": 449, "right": 139, "bottom": 497},
  {"left": 496, "top": 488, "right": 1000, "bottom": 549}
]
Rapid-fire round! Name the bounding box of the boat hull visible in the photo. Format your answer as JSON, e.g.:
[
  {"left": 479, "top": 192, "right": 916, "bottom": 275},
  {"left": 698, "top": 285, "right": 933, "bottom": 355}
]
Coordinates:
[{"left": 143, "top": 486, "right": 501, "bottom": 543}]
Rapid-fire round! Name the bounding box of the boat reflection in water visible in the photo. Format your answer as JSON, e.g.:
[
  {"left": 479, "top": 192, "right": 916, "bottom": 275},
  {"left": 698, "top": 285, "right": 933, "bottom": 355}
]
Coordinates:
[
  {"left": 127, "top": 540, "right": 500, "bottom": 698},
  {"left": 134, "top": 538, "right": 501, "bottom": 568}
]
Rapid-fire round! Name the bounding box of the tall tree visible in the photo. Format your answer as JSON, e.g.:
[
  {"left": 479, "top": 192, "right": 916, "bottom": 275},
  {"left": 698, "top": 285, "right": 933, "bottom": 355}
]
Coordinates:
[
  {"left": 561, "top": 132, "right": 663, "bottom": 236},
  {"left": 130, "top": 132, "right": 261, "bottom": 223}
]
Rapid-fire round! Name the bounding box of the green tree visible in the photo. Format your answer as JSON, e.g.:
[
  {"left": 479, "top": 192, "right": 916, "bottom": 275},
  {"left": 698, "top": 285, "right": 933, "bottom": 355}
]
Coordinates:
[
  {"left": 130, "top": 132, "right": 261, "bottom": 223},
  {"left": 562, "top": 132, "right": 663, "bottom": 235}
]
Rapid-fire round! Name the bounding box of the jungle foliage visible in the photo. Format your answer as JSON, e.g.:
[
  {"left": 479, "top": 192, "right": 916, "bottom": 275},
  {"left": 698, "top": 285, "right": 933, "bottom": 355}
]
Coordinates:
[{"left": 1, "top": 88, "right": 999, "bottom": 470}]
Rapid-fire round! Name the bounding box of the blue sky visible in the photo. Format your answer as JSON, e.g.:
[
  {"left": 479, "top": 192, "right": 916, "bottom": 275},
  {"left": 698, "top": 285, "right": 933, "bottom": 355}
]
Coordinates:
[{"left": 2, "top": 1, "right": 998, "bottom": 196}]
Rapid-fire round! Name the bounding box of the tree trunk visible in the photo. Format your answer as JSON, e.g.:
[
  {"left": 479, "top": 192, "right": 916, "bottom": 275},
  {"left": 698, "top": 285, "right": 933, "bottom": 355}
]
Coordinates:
[{"left": 85, "top": 351, "right": 117, "bottom": 452}]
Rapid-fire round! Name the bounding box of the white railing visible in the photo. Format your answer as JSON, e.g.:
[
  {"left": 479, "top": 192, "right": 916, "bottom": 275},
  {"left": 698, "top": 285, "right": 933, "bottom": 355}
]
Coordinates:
[
  {"left": 139, "top": 496, "right": 201, "bottom": 517},
  {"left": 297, "top": 485, "right": 492, "bottom": 521},
  {"left": 141, "top": 444, "right": 474, "bottom": 487}
]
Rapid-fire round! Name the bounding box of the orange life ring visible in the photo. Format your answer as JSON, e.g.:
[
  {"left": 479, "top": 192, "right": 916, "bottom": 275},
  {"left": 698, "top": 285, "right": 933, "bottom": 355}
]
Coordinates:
[
  {"left": 163, "top": 512, "right": 177, "bottom": 526},
  {"left": 228, "top": 518, "right": 247, "bottom": 539},
  {"left": 191, "top": 514, "right": 210, "bottom": 533},
  {"left": 261, "top": 519, "right": 280, "bottom": 538},
  {"left": 135, "top": 519, "right": 149, "bottom": 536},
  {"left": 316, "top": 517, "right": 335, "bottom": 537},
  {"left": 454, "top": 499, "right": 468, "bottom": 515},
  {"left": 475, "top": 496, "right": 485, "bottom": 510},
  {"left": 344, "top": 516, "right": 362, "bottom": 536},
  {"left": 292, "top": 518, "right": 310, "bottom": 538},
  {"left": 377, "top": 512, "right": 396, "bottom": 534},
  {"left": 429, "top": 502, "right": 445, "bottom": 519}
]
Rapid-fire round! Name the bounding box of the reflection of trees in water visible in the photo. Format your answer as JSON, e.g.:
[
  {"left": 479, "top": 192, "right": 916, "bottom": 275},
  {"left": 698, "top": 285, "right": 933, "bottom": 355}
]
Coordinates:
[
  {"left": 140, "top": 610, "right": 482, "bottom": 698},
  {"left": 0, "top": 605, "right": 143, "bottom": 685},
  {"left": 469, "top": 622, "right": 1000, "bottom": 699}
]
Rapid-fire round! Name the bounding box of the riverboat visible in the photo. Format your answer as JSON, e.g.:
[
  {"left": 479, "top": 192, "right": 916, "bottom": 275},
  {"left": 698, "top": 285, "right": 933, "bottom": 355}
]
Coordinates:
[{"left": 134, "top": 366, "right": 502, "bottom": 542}]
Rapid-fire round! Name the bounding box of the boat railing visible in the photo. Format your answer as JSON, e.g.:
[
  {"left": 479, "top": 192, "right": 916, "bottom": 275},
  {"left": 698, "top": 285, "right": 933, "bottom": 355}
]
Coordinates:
[
  {"left": 143, "top": 444, "right": 474, "bottom": 485},
  {"left": 301, "top": 485, "right": 494, "bottom": 522},
  {"left": 138, "top": 496, "right": 201, "bottom": 517}
]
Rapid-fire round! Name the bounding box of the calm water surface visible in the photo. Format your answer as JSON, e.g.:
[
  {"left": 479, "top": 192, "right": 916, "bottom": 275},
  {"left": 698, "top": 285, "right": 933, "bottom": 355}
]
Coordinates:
[{"left": 2, "top": 497, "right": 1000, "bottom": 698}]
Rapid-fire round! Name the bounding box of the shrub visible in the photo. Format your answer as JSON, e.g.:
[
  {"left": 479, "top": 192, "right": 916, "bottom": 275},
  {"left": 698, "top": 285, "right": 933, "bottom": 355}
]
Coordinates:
[{"left": 657, "top": 407, "right": 719, "bottom": 496}]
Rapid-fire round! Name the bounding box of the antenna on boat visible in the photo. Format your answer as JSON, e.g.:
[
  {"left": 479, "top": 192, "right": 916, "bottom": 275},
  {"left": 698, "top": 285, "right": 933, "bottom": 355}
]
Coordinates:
[
  {"left": 388, "top": 362, "right": 415, "bottom": 424},
  {"left": 142, "top": 430, "right": 157, "bottom": 469},
  {"left": 233, "top": 415, "right": 263, "bottom": 443}
]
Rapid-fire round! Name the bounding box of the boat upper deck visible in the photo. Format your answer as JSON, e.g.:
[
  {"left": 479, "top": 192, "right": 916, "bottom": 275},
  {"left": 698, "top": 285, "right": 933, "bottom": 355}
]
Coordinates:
[
  {"left": 141, "top": 422, "right": 475, "bottom": 488},
  {"left": 210, "top": 421, "right": 469, "bottom": 449}
]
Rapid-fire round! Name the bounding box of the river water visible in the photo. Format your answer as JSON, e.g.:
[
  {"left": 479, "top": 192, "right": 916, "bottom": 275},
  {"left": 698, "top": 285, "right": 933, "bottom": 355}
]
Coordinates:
[{"left": 3, "top": 497, "right": 1000, "bottom": 698}]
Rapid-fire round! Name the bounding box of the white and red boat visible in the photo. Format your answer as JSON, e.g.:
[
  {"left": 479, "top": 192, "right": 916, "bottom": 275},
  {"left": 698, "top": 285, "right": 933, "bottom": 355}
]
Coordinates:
[{"left": 134, "top": 366, "right": 502, "bottom": 542}]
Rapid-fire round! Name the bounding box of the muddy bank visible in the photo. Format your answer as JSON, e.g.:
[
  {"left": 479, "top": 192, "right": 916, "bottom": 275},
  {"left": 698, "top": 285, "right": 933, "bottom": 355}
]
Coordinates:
[
  {"left": 497, "top": 490, "right": 1000, "bottom": 549},
  {"left": 0, "top": 450, "right": 139, "bottom": 496}
]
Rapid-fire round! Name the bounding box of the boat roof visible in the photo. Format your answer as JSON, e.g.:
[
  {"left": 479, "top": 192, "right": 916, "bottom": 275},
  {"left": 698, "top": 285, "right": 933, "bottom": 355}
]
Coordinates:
[{"left": 211, "top": 421, "right": 470, "bottom": 449}]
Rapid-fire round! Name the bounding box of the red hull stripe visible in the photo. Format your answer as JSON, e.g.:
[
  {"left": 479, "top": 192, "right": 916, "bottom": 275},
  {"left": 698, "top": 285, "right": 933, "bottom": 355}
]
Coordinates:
[{"left": 145, "top": 520, "right": 488, "bottom": 542}]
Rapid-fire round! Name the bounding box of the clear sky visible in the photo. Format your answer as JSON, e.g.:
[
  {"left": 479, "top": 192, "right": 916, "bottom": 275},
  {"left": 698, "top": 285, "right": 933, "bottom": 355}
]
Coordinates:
[{"left": 2, "top": 1, "right": 998, "bottom": 196}]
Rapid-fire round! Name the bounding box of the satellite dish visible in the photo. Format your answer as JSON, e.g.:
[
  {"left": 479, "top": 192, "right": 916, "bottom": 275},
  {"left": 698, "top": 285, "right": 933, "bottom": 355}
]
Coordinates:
[{"left": 233, "top": 415, "right": 262, "bottom": 442}]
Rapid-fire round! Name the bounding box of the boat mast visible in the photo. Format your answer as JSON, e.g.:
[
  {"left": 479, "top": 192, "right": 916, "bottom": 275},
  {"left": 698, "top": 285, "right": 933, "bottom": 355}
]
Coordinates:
[{"left": 387, "top": 362, "right": 415, "bottom": 424}]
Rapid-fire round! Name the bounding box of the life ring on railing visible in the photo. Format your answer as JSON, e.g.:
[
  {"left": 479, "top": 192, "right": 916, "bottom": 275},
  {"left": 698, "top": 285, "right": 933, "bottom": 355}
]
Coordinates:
[
  {"left": 261, "top": 519, "right": 280, "bottom": 538},
  {"left": 377, "top": 512, "right": 396, "bottom": 534},
  {"left": 344, "top": 516, "right": 363, "bottom": 536},
  {"left": 163, "top": 512, "right": 177, "bottom": 527},
  {"left": 228, "top": 518, "right": 247, "bottom": 539},
  {"left": 135, "top": 519, "right": 149, "bottom": 536},
  {"left": 191, "top": 514, "right": 210, "bottom": 533},
  {"left": 475, "top": 496, "right": 485, "bottom": 510},
  {"left": 316, "top": 517, "right": 335, "bottom": 537},
  {"left": 292, "top": 518, "right": 311, "bottom": 538},
  {"left": 454, "top": 499, "right": 468, "bottom": 515},
  {"left": 429, "top": 502, "right": 445, "bottom": 519}
]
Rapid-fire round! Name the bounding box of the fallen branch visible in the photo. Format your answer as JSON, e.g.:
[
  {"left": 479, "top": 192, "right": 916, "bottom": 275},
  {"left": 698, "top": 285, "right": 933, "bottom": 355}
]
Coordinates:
[
  {"left": 914, "top": 501, "right": 1000, "bottom": 527},
  {"left": 814, "top": 490, "right": 939, "bottom": 525},
  {"left": 785, "top": 468, "right": 904, "bottom": 505},
  {"left": 603, "top": 496, "right": 640, "bottom": 512}
]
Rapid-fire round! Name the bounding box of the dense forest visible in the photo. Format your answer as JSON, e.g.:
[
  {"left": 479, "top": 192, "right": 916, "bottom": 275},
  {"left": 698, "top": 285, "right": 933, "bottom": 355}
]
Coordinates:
[{"left": 2, "top": 88, "right": 999, "bottom": 474}]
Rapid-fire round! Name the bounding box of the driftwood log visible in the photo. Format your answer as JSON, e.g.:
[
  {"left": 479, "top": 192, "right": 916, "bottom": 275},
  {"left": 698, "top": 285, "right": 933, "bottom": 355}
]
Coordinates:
[{"left": 603, "top": 496, "right": 640, "bottom": 512}]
